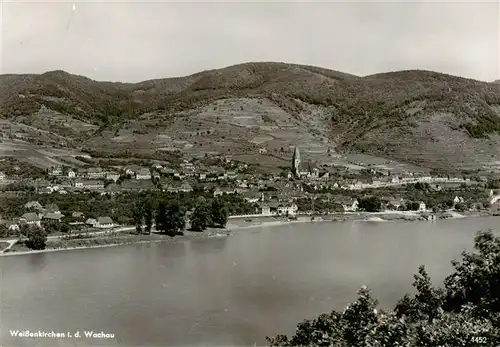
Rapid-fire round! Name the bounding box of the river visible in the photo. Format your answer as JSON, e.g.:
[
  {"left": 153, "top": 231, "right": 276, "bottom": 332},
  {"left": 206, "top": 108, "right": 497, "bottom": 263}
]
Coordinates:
[{"left": 1, "top": 217, "right": 499, "bottom": 346}]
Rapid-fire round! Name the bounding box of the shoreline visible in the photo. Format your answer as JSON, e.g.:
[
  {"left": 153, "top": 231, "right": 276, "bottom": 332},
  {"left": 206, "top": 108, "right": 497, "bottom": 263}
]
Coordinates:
[{"left": 0, "top": 212, "right": 495, "bottom": 257}]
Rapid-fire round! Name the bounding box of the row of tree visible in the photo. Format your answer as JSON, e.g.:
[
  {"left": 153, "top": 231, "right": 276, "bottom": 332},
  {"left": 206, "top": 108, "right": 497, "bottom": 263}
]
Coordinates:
[{"left": 132, "top": 197, "right": 229, "bottom": 236}]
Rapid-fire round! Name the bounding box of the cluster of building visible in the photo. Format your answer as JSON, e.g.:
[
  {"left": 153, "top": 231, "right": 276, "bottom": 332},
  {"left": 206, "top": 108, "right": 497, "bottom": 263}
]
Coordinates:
[
  {"left": 0, "top": 146, "right": 497, "bottom": 232},
  {"left": 3, "top": 200, "right": 114, "bottom": 233}
]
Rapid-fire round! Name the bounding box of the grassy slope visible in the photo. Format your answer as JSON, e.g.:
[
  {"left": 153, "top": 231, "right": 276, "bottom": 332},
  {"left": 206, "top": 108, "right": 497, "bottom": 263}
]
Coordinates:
[{"left": 1, "top": 63, "right": 500, "bottom": 169}]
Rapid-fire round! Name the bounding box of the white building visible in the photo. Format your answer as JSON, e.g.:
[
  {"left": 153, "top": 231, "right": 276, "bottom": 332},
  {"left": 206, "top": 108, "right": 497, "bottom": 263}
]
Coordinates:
[
  {"left": 419, "top": 202, "right": 426, "bottom": 212},
  {"left": 20, "top": 213, "right": 41, "bottom": 227},
  {"left": 277, "top": 203, "right": 298, "bottom": 216},
  {"left": 260, "top": 204, "right": 271, "bottom": 216},
  {"left": 96, "top": 217, "right": 114, "bottom": 229},
  {"left": 135, "top": 168, "right": 151, "bottom": 180},
  {"left": 106, "top": 172, "right": 120, "bottom": 183}
]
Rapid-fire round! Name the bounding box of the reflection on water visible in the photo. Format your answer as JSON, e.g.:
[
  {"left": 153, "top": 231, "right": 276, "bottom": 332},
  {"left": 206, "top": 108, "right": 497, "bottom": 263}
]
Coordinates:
[
  {"left": 189, "top": 237, "right": 227, "bottom": 254},
  {"left": 28, "top": 253, "right": 47, "bottom": 272},
  {"left": 1, "top": 217, "right": 499, "bottom": 347},
  {"left": 156, "top": 240, "right": 186, "bottom": 259}
]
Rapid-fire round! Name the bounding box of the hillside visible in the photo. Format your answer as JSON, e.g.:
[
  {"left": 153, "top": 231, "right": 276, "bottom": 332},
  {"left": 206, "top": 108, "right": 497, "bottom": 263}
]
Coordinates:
[{"left": 1, "top": 62, "right": 500, "bottom": 171}]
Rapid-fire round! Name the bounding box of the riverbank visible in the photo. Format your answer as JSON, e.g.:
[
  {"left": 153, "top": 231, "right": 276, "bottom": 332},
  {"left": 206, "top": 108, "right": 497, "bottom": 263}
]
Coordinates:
[
  {"left": 0, "top": 211, "right": 495, "bottom": 257},
  {"left": 0, "top": 229, "right": 231, "bottom": 257}
]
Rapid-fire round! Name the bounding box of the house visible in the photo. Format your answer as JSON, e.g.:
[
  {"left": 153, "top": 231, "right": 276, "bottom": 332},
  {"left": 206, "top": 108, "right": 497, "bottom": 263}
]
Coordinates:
[
  {"left": 67, "top": 170, "right": 76, "bottom": 179},
  {"left": 38, "top": 187, "right": 53, "bottom": 194},
  {"left": 199, "top": 173, "right": 207, "bottom": 180},
  {"left": 135, "top": 168, "right": 152, "bottom": 180},
  {"left": 120, "top": 180, "right": 155, "bottom": 191},
  {"left": 106, "top": 172, "right": 120, "bottom": 183},
  {"left": 43, "top": 212, "right": 64, "bottom": 222},
  {"left": 319, "top": 172, "right": 329, "bottom": 180},
  {"left": 267, "top": 201, "right": 280, "bottom": 214},
  {"left": 125, "top": 165, "right": 142, "bottom": 176},
  {"left": 95, "top": 216, "right": 114, "bottom": 229},
  {"left": 297, "top": 160, "right": 319, "bottom": 179},
  {"left": 260, "top": 204, "right": 271, "bottom": 216},
  {"left": 105, "top": 183, "right": 121, "bottom": 195},
  {"left": 338, "top": 198, "right": 359, "bottom": 212},
  {"left": 85, "top": 218, "right": 97, "bottom": 227},
  {"left": 24, "top": 201, "right": 43, "bottom": 211},
  {"left": 6, "top": 221, "right": 20, "bottom": 232},
  {"left": 277, "top": 203, "right": 298, "bottom": 216},
  {"left": 45, "top": 203, "right": 60, "bottom": 214},
  {"left": 20, "top": 212, "right": 41, "bottom": 227},
  {"left": 87, "top": 167, "right": 106, "bottom": 179},
  {"left": 49, "top": 166, "right": 63, "bottom": 176},
  {"left": 75, "top": 180, "right": 104, "bottom": 190},
  {"left": 72, "top": 212, "right": 84, "bottom": 219},
  {"left": 213, "top": 188, "right": 223, "bottom": 197},
  {"left": 419, "top": 201, "right": 427, "bottom": 212},
  {"left": 164, "top": 185, "right": 180, "bottom": 193},
  {"left": 179, "top": 182, "right": 193, "bottom": 193},
  {"left": 222, "top": 188, "right": 236, "bottom": 195},
  {"left": 349, "top": 181, "right": 364, "bottom": 190},
  {"left": 453, "top": 196, "right": 465, "bottom": 204},
  {"left": 387, "top": 198, "right": 403, "bottom": 210},
  {"left": 161, "top": 168, "right": 176, "bottom": 176}
]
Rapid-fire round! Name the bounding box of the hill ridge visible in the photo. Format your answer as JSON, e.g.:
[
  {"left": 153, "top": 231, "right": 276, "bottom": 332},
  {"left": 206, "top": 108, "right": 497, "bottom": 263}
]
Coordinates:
[{"left": 1, "top": 61, "right": 500, "bottom": 171}]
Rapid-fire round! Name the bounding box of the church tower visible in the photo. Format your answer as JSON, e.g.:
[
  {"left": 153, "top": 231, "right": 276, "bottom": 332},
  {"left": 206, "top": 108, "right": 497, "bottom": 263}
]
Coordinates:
[{"left": 292, "top": 146, "right": 301, "bottom": 176}]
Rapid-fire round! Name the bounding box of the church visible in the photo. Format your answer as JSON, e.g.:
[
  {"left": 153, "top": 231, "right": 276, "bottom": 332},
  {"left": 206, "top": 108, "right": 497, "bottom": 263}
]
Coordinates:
[{"left": 292, "top": 146, "right": 319, "bottom": 179}]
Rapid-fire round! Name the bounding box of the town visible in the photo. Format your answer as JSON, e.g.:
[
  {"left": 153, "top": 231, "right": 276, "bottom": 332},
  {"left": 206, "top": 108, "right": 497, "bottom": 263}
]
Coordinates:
[{"left": 1, "top": 145, "right": 499, "bottom": 254}]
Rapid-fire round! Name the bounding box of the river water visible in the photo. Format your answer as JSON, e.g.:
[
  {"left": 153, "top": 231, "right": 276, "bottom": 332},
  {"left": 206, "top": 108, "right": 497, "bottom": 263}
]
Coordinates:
[{"left": 1, "top": 217, "right": 499, "bottom": 346}]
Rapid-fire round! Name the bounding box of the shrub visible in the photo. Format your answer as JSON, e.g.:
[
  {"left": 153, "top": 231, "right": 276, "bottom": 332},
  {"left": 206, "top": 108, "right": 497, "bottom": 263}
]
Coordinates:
[{"left": 266, "top": 230, "right": 500, "bottom": 346}]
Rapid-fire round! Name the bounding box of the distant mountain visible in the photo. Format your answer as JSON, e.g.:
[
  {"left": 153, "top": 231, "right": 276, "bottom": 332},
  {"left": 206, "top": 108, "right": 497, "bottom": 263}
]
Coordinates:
[{"left": 1, "top": 62, "right": 500, "bottom": 170}]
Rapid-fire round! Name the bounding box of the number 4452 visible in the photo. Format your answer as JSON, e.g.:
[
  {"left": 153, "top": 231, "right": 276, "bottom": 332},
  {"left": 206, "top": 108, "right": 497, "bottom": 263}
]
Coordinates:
[{"left": 471, "top": 336, "right": 487, "bottom": 344}]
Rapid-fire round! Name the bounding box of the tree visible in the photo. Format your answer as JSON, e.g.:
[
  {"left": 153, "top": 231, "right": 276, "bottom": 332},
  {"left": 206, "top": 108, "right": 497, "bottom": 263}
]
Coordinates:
[
  {"left": 132, "top": 200, "right": 144, "bottom": 234},
  {"left": 156, "top": 200, "right": 185, "bottom": 236},
  {"left": 405, "top": 201, "right": 420, "bottom": 211},
  {"left": 41, "top": 220, "right": 60, "bottom": 234},
  {"left": 210, "top": 198, "right": 229, "bottom": 228},
  {"left": 0, "top": 224, "right": 9, "bottom": 238},
  {"left": 357, "top": 196, "right": 381, "bottom": 212},
  {"left": 25, "top": 226, "right": 47, "bottom": 250},
  {"left": 266, "top": 229, "right": 500, "bottom": 346},
  {"left": 60, "top": 223, "right": 70, "bottom": 233},
  {"left": 143, "top": 199, "right": 154, "bottom": 234},
  {"left": 155, "top": 201, "right": 167, "bottom": 234},
  {"left": 190, "top": 201, "right": 211, "bottom": 231}
]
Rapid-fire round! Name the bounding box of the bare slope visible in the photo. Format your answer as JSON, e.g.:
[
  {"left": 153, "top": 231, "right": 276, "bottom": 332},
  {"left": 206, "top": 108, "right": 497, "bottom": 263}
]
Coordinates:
[{"left": 1, "top": 63, "right": 500, "bottom": 170}]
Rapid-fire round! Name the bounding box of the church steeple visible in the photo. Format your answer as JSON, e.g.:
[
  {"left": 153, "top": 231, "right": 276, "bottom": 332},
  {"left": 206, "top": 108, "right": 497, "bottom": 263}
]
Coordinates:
[{"left": 292, "top": 146, "right": 300, "bottom": 177}]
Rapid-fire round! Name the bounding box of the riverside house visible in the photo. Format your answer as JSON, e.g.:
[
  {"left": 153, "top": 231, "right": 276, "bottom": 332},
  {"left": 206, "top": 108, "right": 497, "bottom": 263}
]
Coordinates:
[
  {"left": 20, "top": 212, "right": 41, "bottom": 227},
  {"left": 96, "top": 217, "right": 114, "bottom": 229}
]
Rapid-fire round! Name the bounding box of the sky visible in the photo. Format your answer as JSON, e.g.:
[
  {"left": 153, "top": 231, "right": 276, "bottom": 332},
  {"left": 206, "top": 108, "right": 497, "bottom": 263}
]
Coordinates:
[{"left": 1, "top": 0, "right": 499, "bottom": 83}]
